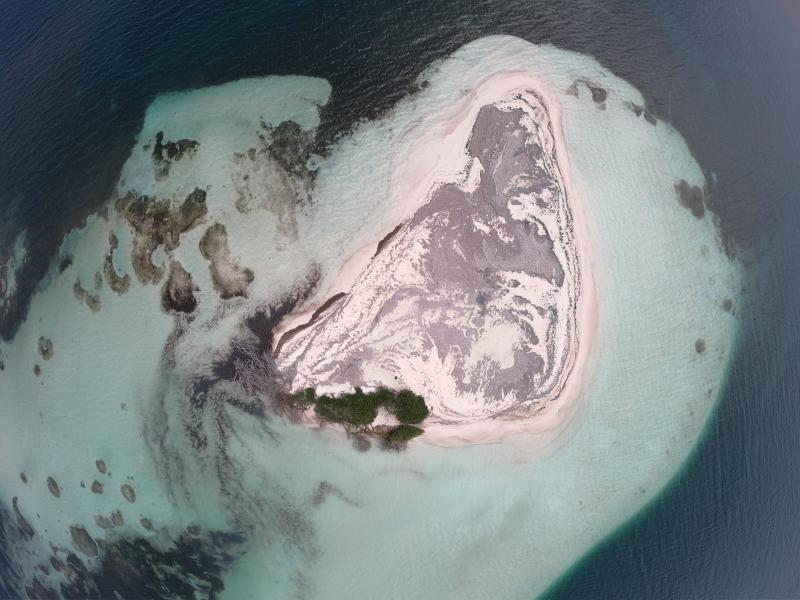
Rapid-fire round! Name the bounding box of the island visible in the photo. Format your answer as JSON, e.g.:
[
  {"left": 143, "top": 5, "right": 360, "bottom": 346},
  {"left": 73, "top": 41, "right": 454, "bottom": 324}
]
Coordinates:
[{"left": 271, "top": 74, "right": 596, "bottom": 445}]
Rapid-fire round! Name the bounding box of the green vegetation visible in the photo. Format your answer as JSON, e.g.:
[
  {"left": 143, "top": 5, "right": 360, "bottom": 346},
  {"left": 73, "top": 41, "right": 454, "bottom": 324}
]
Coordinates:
[
  {"left": 312, "top": 387, "right": 383, "bottom": 426},
  {"left": 295, "top": 386, "right": 431, "bottom": 449},
  {"left": 384, "top": 425, "right": 424, "bottom": 449},
  {"left": 385, "top": 389, "right": 428, "bottom": 424}
]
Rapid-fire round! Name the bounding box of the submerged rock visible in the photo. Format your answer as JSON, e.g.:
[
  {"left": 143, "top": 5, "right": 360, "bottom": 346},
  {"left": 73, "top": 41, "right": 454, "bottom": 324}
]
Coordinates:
[
  {"left": 625, "top": 100, "right": 644, "bottom": 116},
  {"left": 94, "top": 514, "right": 112, "bottom": 530},
  {"left": 12, "top": 497, "right": 35, "bottom": 538},
  {"left": 161, "top": 261, "right": 198, "bottom": 314},
  {"left": 588, "top": 84, "right": 607, "bottom": 105},
  {"left": 73, "top": 279, "right": 101, "bottom": 312},
  {"left": 96, "top": 459, "right": 107, "bottom": 474},
  {"left": 264, "top": 120, "right": 313, "bottom": 177},
  {"left": 675, "top": 179, "right": 706, "bottom": 218},
  {"left": 567, "top": 79, "right": 607, "bottom": 108},
  {"left": 151, "top": 130, "right": 199, "bottom": 179},
  {"left": 94, "top": 510, "right": 122, "bottom": 529},
  {"left": 110, "top": 510, "right": 124, "bottom": 527},
  {"left": 351, "top": 435, "right": 371, "bottom": 452},
  {"left": 25, "top": 577, "right": 57, "bottom": 600},
  {"left": 37, "top": 336, "right": 53, "bottom": 360},
  {"left": 69, "top": 525, "right": 98, "bottom": 557},
  {"left": 57, "top": 527, "right": 242, "bottom": 600},
  {"left": 116, "top": 187, "right": 208, "bottom": 284},
  {"left": 199, "top": 223, "right": 254, "bottom": 299},
  {"left": 120, "top": 484, "right": 136, "bottom": 503},
  {"left": 311, "top": 481, "right": 359, "bottom": 507},
  {"left": 46, "top": 477, "right": 60, "bottom": 498},
  {"left": 103, "top": 232, "right": 130, "bottom": 294},
  {"left": 58, "top": 255, "right": 73, "bottom": 273},
  {"left": 625, "top": 101, "right": 658, "bottom": 125},
  {"left": 90, "top": 481, "right": 103, "bottom": 494}
]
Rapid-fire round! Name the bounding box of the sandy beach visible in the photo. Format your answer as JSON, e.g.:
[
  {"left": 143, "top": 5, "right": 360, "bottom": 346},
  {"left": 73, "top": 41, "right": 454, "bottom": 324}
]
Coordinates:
[{"left": 272, "top": 70, "right": 598, "bottom": 447}]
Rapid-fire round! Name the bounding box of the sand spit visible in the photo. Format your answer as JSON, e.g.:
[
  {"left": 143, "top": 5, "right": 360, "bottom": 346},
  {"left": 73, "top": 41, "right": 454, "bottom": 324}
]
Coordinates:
[{"left": 273, "top": 72, "right": 597, "bottom": 445}]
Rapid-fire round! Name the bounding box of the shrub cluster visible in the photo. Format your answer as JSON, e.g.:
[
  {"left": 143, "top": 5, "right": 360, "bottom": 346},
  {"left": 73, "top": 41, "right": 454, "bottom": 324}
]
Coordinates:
[
  {"left": 300, "top": 386, "right": 430, "bottom": 427},
  {"left": 384, "top": 424, "right": 424, "bottom": 449}
]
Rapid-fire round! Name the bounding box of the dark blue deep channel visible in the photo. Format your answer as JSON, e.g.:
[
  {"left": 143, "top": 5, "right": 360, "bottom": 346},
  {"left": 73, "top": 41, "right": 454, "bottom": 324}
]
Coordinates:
[{"left": 1, "top": 1, "right": 799, "bottom": 597}]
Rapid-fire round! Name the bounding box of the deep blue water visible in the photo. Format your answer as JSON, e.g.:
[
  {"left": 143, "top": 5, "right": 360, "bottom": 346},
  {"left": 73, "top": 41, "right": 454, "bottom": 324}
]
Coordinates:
[{"left": 1, "top": 1, "right": 799, "bottom": 597}]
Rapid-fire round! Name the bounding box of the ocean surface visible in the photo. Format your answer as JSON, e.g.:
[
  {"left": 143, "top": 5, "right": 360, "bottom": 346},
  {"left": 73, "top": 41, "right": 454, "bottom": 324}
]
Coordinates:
[{"left": 1, "top": 1, "right": 799, "bottom": 598}]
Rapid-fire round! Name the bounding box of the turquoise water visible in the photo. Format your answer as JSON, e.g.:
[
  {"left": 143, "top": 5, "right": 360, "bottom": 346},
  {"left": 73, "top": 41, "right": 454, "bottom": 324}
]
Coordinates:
[{"left": 1, "top": 2, "right": 798, "bottom": 598}]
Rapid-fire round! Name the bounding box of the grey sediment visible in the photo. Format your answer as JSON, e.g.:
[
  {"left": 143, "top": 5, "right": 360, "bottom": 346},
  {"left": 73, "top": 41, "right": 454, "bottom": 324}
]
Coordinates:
[
  {"left": 274, "top": 90, "right": 582, "bottom": 422},
  {"left": 272, "top": 291, "right": 347, "bottom": 358}
]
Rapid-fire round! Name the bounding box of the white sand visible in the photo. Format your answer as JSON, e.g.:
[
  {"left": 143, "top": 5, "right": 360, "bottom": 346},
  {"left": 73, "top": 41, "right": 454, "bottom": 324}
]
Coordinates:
[{"left": 273, "top": 71, "right": 599, "bottom": 446}]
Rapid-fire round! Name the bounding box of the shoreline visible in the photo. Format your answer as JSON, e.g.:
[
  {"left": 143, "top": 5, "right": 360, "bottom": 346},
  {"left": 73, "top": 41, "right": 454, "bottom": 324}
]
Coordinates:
[
  {"left": 424, "top": 72, "right": 598, "bottom": 447},
  {"left": 274, "top": 70, "right": 598, "bottom": 447}
]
